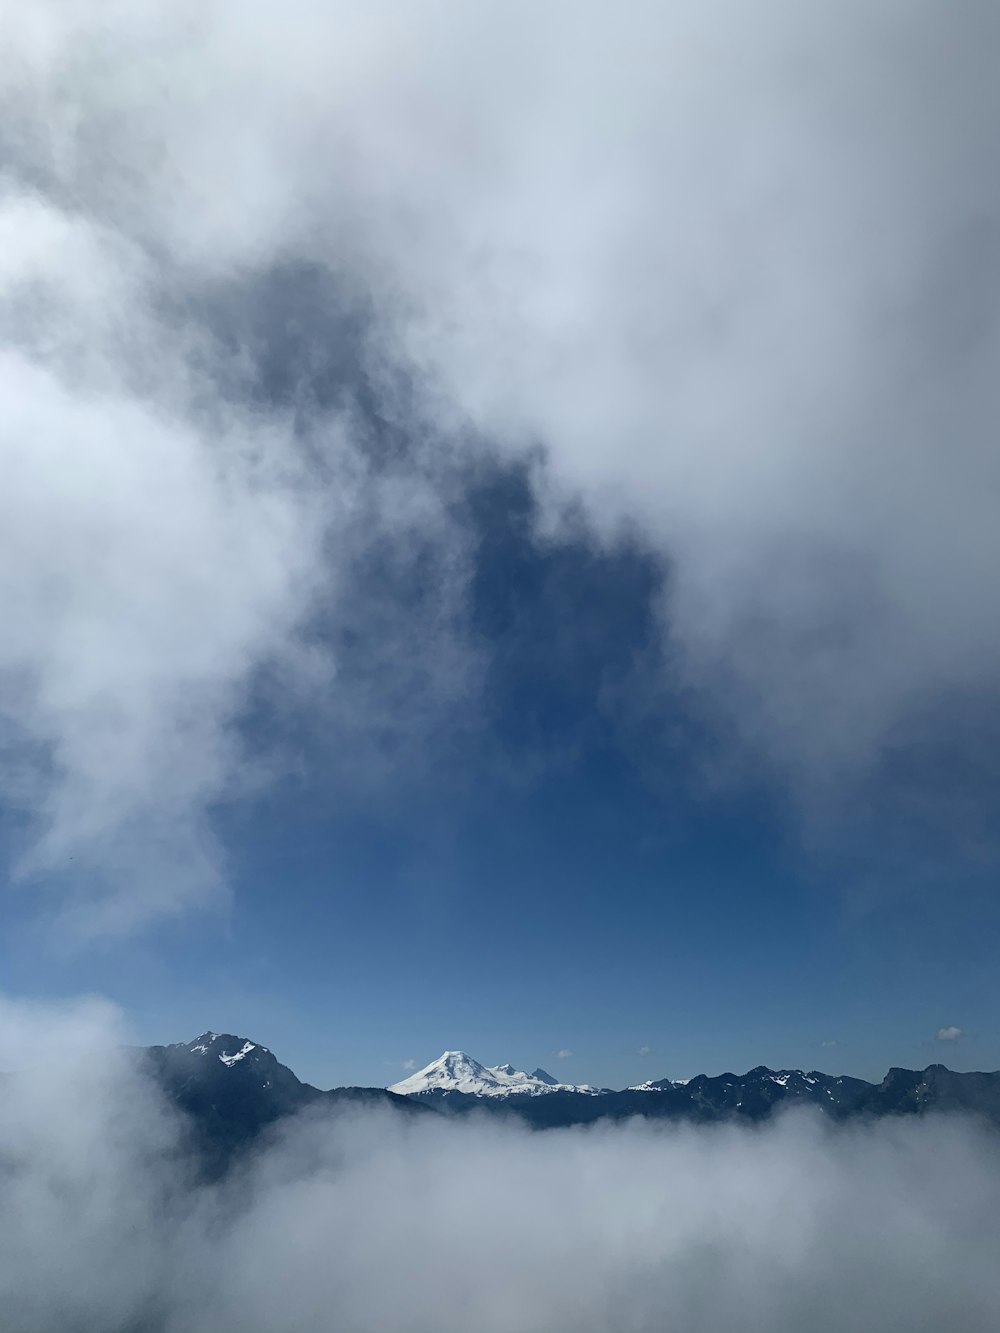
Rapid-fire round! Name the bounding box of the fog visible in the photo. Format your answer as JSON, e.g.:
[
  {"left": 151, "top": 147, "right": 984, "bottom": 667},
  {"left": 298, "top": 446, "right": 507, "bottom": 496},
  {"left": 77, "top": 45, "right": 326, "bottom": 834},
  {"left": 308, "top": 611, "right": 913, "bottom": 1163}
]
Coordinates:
[
  {"left": 1, "top": 999, "right": 998, "bottom": 1332},
  {"left": 3, "top": 1, "right": 999, "bottom": 929}
]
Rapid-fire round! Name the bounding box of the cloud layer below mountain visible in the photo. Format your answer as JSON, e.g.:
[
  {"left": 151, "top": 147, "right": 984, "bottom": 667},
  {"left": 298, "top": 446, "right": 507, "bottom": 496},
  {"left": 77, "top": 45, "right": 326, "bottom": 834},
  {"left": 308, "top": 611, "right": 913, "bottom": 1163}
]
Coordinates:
[{"left": 1, "top": 997, "right": 998, "bottom": 1332}]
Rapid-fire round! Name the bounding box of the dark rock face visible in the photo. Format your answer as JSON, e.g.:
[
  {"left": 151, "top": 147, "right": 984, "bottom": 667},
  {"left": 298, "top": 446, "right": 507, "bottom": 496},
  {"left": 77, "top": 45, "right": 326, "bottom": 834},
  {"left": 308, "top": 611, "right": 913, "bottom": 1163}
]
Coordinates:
[
  {"left": 859, "top": 1064, "right": 1000, "bottom": 1121},
  {"left": 137, "top": 1032, "right": 426, "bottom": 1177}
]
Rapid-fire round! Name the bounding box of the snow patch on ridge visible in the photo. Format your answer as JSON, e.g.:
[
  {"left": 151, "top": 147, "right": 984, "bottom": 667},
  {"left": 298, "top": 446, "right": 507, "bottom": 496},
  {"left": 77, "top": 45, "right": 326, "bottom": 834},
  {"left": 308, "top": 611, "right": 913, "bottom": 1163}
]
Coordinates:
[
  {"left": 628, "top": 1078, "right": 690, "bottom": 1091},
  {"left": 184, "top": 1033, "right": 269, "bottom": 1067},
  {"left": 219, "top": 1041, "right": 256, "bottom": 1066}
]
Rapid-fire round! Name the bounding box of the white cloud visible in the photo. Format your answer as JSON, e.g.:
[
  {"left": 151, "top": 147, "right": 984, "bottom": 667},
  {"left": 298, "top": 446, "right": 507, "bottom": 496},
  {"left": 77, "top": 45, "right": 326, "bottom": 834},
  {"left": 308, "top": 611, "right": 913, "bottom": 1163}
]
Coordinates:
[
  {"left": 638, "top": 1045, "right": 652, "bottom": 1057},
  {"left": 0, "top": 349, "right": 331, "bottom": 932},
  {"left": 0, "top": 992, "right": 129, "bottom": 1072},
  {"left": 401, "top": 1059, "right": 417, "bottom": 1071},
  {"left": 0, "top": 5, "right": 481, "bottom": 933},
  {"left": 820, "top": 1040, "right": 840, "bottom": 1049},
  {"left": 554, "top": 1049, "right": 573, "bottom": 1060},
  {"left": 937, "top": 1027, "right": 963, "bottom": 1042},
  {"left": 3, "top": 0, "right": 999, "bottom": 929}
]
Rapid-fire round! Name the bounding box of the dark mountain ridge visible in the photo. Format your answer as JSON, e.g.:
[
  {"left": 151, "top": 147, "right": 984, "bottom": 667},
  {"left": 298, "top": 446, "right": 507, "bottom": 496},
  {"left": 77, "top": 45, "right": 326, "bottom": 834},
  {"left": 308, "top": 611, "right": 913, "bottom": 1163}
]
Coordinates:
[
  {"left": 434, "top": 1062, "right": 1000, "bottom": 1128},
  {"left": 136, "top": 1032, "right": 426, "bottom": 1177},
  {"left": 117, "top": 1032, "right": 1000, "bottom": 1175}
]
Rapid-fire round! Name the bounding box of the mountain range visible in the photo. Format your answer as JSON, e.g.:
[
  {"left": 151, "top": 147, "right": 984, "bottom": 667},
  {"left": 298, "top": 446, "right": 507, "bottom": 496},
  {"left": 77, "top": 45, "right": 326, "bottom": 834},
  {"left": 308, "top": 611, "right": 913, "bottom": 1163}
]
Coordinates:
[{"left": 124, "top": 1034, "right": 1000, "bottom": 1176}]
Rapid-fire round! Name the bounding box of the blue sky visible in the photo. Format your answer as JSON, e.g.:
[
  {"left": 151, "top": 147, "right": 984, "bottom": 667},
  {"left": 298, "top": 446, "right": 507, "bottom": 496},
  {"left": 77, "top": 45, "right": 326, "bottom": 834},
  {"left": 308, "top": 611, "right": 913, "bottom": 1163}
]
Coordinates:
[
  {"left": 3, "top": 455, "right": 998, "bottom": 1088},
  {"left": 2, "top": 3, "right": 999, "bottom": 1090}
]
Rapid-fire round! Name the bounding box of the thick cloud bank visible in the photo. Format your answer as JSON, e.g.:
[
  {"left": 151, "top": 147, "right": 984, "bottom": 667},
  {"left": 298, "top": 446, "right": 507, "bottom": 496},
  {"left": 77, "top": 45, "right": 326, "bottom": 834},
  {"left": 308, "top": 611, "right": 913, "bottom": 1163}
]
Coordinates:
[
  {"left": 2, "top": 1006, "right": 999, "bottom": 1332},
  {"left": 3, "top": 1, "right": 999, "bottom": 925}
]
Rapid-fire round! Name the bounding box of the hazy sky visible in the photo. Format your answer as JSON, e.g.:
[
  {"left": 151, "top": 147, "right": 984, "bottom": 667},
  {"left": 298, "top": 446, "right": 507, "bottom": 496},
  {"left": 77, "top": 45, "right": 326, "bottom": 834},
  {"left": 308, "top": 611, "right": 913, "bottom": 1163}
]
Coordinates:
[{"left": 1, "top": 1, "right": 999, "bottom": 1087}]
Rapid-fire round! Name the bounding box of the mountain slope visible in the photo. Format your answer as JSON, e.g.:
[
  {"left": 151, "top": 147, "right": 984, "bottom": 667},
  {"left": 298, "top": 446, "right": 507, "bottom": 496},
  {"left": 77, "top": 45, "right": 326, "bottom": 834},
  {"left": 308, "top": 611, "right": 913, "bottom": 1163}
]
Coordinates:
[{"left": 139, "top": 1032, "right": 426, "bottom": 1177}]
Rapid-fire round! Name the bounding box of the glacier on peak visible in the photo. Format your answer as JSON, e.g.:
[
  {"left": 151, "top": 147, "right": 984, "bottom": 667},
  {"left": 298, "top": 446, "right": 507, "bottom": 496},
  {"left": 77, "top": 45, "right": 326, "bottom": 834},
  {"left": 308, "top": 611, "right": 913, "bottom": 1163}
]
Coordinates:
[{"left": 387, "top": 1050, "right": 605, "bottom": 1097}]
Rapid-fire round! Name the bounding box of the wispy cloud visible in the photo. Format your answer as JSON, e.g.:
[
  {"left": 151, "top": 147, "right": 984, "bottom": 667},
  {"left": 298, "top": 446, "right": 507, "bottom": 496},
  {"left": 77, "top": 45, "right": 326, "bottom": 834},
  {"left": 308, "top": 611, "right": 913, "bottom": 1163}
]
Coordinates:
[
  {"left": 637, "top": 1045, "right": 652, "bottom": 1057},
  {"left": 3, "top": 0, "right": 999, "bottom": 933},
  {"left": 937, "top": 1027, "right": 963, "bottom": 1042},
  {"left": 553, "top": 1049, "right": 573, "bottom": 1060}
]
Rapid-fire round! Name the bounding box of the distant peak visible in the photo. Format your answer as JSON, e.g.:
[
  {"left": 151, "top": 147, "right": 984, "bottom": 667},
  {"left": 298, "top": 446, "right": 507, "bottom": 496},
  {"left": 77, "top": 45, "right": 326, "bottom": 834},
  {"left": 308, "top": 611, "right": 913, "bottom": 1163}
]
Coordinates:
[{"left": 388, "top": 1051, "right": 602, "bottom": 1098}]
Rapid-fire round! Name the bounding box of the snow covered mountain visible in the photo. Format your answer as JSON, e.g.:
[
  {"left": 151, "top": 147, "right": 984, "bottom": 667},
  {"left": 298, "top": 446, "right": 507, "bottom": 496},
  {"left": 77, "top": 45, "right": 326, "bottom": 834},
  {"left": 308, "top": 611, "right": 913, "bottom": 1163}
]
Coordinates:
[{"left": 388, "top": 1050, "right": 606, "bottom": 1097}]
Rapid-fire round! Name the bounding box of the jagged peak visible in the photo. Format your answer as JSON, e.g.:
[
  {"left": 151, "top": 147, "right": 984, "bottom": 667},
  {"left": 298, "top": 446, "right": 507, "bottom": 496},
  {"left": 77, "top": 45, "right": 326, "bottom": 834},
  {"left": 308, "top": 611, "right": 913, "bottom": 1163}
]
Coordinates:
[{"left": 530, "top": 1067, "right": 558, "bottom": 1085}]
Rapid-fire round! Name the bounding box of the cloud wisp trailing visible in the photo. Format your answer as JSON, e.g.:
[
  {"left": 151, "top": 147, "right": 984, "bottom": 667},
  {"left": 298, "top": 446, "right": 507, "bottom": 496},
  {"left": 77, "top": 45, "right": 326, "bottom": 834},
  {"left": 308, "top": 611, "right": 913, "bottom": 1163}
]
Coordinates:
[
  {"left": 2, "top": 997, "right": 1000, "bottom": 1333},
  {"left": 2, "top": 1, "right": 999, "bottom": 929}
]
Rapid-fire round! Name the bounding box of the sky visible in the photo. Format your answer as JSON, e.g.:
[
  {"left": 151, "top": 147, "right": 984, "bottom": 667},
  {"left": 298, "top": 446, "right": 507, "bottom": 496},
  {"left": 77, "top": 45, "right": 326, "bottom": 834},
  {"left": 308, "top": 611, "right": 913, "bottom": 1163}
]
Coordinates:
[{"left": 1, "top": 0, "right": 999, "bottom": 1089}]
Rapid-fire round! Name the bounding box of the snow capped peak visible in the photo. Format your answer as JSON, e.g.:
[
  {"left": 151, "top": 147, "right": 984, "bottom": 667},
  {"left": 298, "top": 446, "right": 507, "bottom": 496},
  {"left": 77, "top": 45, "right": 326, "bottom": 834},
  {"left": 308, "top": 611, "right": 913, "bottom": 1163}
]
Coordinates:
[
  {"left": 439, "top": 1051, "right": 482, "bottom": 1067},
  {"left": 387, "top": 1051, "right": 494, "bottom": 1094},
  {"left": 388, "top": 1052, "right": 604, "bottom": 1097},
  {"left": 438, "top": 1051, "right": 492, "bottom": 1078}
]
